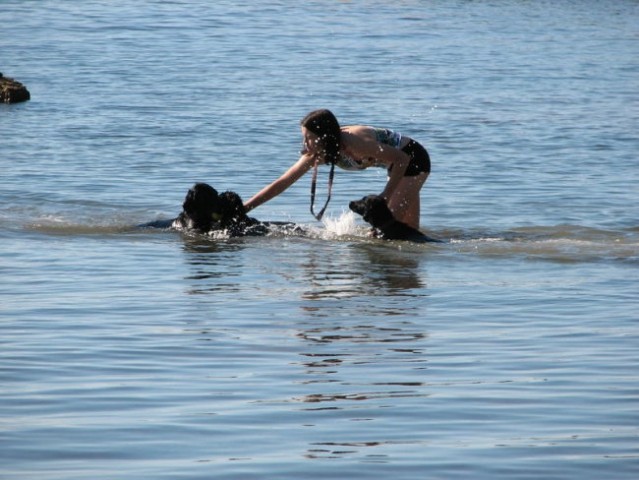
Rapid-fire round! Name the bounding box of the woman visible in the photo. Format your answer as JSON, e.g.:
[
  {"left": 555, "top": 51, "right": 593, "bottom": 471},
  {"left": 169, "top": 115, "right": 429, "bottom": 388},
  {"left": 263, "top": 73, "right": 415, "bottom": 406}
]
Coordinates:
[{"left": 244, "top": 109, "right": 430, "bottom": 229}]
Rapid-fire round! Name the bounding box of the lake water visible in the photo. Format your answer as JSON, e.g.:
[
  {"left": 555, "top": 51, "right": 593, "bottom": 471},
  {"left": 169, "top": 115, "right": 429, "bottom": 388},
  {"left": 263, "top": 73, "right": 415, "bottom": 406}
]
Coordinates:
[{"left": 1, "top": 1, "right": 638, "bottom": 479}]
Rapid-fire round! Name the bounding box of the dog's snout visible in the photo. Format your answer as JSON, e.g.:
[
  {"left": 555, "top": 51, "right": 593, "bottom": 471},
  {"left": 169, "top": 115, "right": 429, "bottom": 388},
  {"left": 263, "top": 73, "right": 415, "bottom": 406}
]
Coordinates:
[{"left": 349, "top": 198, "right": 367, "bottom": 215}]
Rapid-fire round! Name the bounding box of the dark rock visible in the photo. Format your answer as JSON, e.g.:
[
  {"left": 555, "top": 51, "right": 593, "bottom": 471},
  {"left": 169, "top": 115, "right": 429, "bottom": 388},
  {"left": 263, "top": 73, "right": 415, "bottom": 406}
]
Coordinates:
[{"left": 0, "top": 73, "right": 31, "bottom": 104}]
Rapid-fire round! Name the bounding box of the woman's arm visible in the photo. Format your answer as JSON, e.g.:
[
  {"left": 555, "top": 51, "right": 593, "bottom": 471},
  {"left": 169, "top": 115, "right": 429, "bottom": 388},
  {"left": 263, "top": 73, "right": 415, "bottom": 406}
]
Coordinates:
[{"left": 244, "top": 153, "right": 316, "bottom": 212}]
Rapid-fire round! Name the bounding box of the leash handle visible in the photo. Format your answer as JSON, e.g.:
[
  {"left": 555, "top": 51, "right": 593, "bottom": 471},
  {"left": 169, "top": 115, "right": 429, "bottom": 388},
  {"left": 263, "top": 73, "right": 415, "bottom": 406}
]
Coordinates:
[{"left": 310, "top": 159, "right": 335, "bottom": 221}]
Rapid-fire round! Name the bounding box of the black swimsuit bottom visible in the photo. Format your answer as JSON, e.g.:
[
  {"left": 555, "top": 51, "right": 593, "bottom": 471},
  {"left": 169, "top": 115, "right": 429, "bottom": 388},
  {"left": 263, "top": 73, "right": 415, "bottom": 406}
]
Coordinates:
[{"left": 400, "top": 140, "right": 431, "bottom": 176}]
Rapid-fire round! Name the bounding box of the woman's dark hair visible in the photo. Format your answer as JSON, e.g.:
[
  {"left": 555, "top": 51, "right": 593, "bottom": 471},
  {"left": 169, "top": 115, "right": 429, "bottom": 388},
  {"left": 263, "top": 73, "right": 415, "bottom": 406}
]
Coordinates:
[{"left": 300, "top": 109, "right": 341, "bottom": 165}]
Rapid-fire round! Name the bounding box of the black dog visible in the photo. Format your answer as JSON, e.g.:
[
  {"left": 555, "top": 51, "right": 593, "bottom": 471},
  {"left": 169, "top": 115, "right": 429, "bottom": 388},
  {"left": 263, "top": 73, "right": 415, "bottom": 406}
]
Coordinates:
[
  {"left": 349, "top": 195, "right": 441, "bottom": 243},
  {"left": 215, "top": 190, "right": 268, "bottom": 237},
  {"left": 141, "top": 183, "right": 259, "bottom": 235},
  {"left": 139, "top": 182, "right": 219, "bottom": 231},
  {"left": 216, "top": 190, "right": 305, "bottom": 237},
  {"left": 175, "top": 182, "right": 225, "bottom": 232},
  {"left": 142, "top": 183, "right": 285, "bottom": 237}
]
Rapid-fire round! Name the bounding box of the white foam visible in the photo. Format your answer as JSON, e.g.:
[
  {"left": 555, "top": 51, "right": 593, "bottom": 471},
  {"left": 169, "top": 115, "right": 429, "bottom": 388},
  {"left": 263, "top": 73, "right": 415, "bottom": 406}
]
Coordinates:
[{"left": 321, "top": 210, "right": 361, "bottom": 237}]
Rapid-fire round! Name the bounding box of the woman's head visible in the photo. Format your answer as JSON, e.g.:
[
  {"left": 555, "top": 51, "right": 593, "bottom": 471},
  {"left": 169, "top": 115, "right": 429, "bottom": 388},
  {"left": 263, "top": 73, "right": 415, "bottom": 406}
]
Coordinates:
[{"left": 301, "top": 109, "right": 341, "bottom": 165}]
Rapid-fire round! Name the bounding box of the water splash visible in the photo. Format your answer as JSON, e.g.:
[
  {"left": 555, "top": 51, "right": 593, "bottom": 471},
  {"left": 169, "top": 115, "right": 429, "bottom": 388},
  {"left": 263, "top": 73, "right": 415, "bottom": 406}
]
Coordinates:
[{"left": 321, "top": 210, "right": 362, "bottom": 237}]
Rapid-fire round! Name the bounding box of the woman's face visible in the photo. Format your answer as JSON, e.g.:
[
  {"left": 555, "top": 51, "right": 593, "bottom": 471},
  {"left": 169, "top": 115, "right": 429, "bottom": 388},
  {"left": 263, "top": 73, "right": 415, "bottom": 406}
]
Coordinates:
[{"left": 301, "top": 127, "right": 325, "bottom": 161}]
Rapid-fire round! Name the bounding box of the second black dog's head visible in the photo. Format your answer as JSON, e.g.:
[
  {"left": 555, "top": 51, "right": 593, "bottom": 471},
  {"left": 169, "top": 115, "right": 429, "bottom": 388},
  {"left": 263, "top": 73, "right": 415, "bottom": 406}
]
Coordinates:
[
  {"left": 218, "top": 191, "right": 247, "bottom": 223},
  {"left": 349, "top": 195, "right": 393, "bottom": 227}
]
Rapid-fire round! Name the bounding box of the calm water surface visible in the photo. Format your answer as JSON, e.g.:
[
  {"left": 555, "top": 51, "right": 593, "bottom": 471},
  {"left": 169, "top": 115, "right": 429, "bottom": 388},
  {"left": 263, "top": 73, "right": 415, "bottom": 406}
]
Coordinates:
[{"left": 1, "top": 1, "right": 638, "bottom": 479}]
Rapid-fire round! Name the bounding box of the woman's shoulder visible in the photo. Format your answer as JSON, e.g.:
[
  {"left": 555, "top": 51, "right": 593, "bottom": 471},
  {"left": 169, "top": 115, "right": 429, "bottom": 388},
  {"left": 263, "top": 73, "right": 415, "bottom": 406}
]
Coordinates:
[
  {"left": 343, "top": 124, "right": 368, "bottom": 131},
  {"left": 343, "top": 124, "right": 399, "bottom": 136},
  {"left": 344, "top": 125, "right": 403, "bottom": 149},
  {"left": 342, "top": 125, "right": 378, "bottom": 140}
]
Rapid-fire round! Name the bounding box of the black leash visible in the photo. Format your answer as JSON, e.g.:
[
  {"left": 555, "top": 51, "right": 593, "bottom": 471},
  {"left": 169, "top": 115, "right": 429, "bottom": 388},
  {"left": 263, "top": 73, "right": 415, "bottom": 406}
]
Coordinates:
[{"left": 310, "top": 158, "right": 335, "bottom": 221}]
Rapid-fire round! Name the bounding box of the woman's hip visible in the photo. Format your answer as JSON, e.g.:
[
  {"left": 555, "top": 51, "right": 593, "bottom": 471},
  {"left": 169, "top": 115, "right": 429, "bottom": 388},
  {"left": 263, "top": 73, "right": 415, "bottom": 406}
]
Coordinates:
[{"left": 400, "top": 139, "right": 430, "bottom": 176}]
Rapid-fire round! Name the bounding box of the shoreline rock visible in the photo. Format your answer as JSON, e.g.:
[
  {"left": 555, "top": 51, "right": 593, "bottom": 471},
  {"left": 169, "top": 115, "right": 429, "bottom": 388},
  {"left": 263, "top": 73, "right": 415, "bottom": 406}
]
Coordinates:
[{"left": 1, "top": 73, "right": 31, "bottom": 104}]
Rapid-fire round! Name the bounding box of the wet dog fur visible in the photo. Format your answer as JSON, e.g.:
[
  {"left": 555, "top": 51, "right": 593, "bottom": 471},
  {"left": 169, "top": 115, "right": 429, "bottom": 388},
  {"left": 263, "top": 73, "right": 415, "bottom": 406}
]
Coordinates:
[
  {"left": 142, "top": 183, "right": 280, "bottom": 236},
  {"left": 349, "top": 195, "right": 440, "bottom": 243},
  {"left": 174, "top": 182, "right": 224, "bottom": 232}
]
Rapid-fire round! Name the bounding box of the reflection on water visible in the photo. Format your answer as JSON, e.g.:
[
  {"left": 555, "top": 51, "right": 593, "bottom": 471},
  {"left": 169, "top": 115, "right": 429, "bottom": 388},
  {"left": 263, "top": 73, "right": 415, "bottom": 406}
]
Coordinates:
[
  {"left": 302, "top": 243, "right": 424, "bottom": 300},
  {"left": 299, "top": 241, "right": 427, "bottom": 301},
  {"left": 181, "top": 236, "right": 249, "bottom": 295},
  {"left": 297, "top": 325, "right": 425, "bottom": 345},
  {"left": 304, "top": 440, "right": 424, "bottom": 462},
  {"left": 287, "top": 243, "right": 432, "bottom": 462},
  {"left": 176, "top": 233, "right": 435, "bottom": 465},
  {"left": 297, "top": 388, "right": 429, "bottom": 407},
  {"left": 179, "top": 233, "right": 430, "bottom": 304}
]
